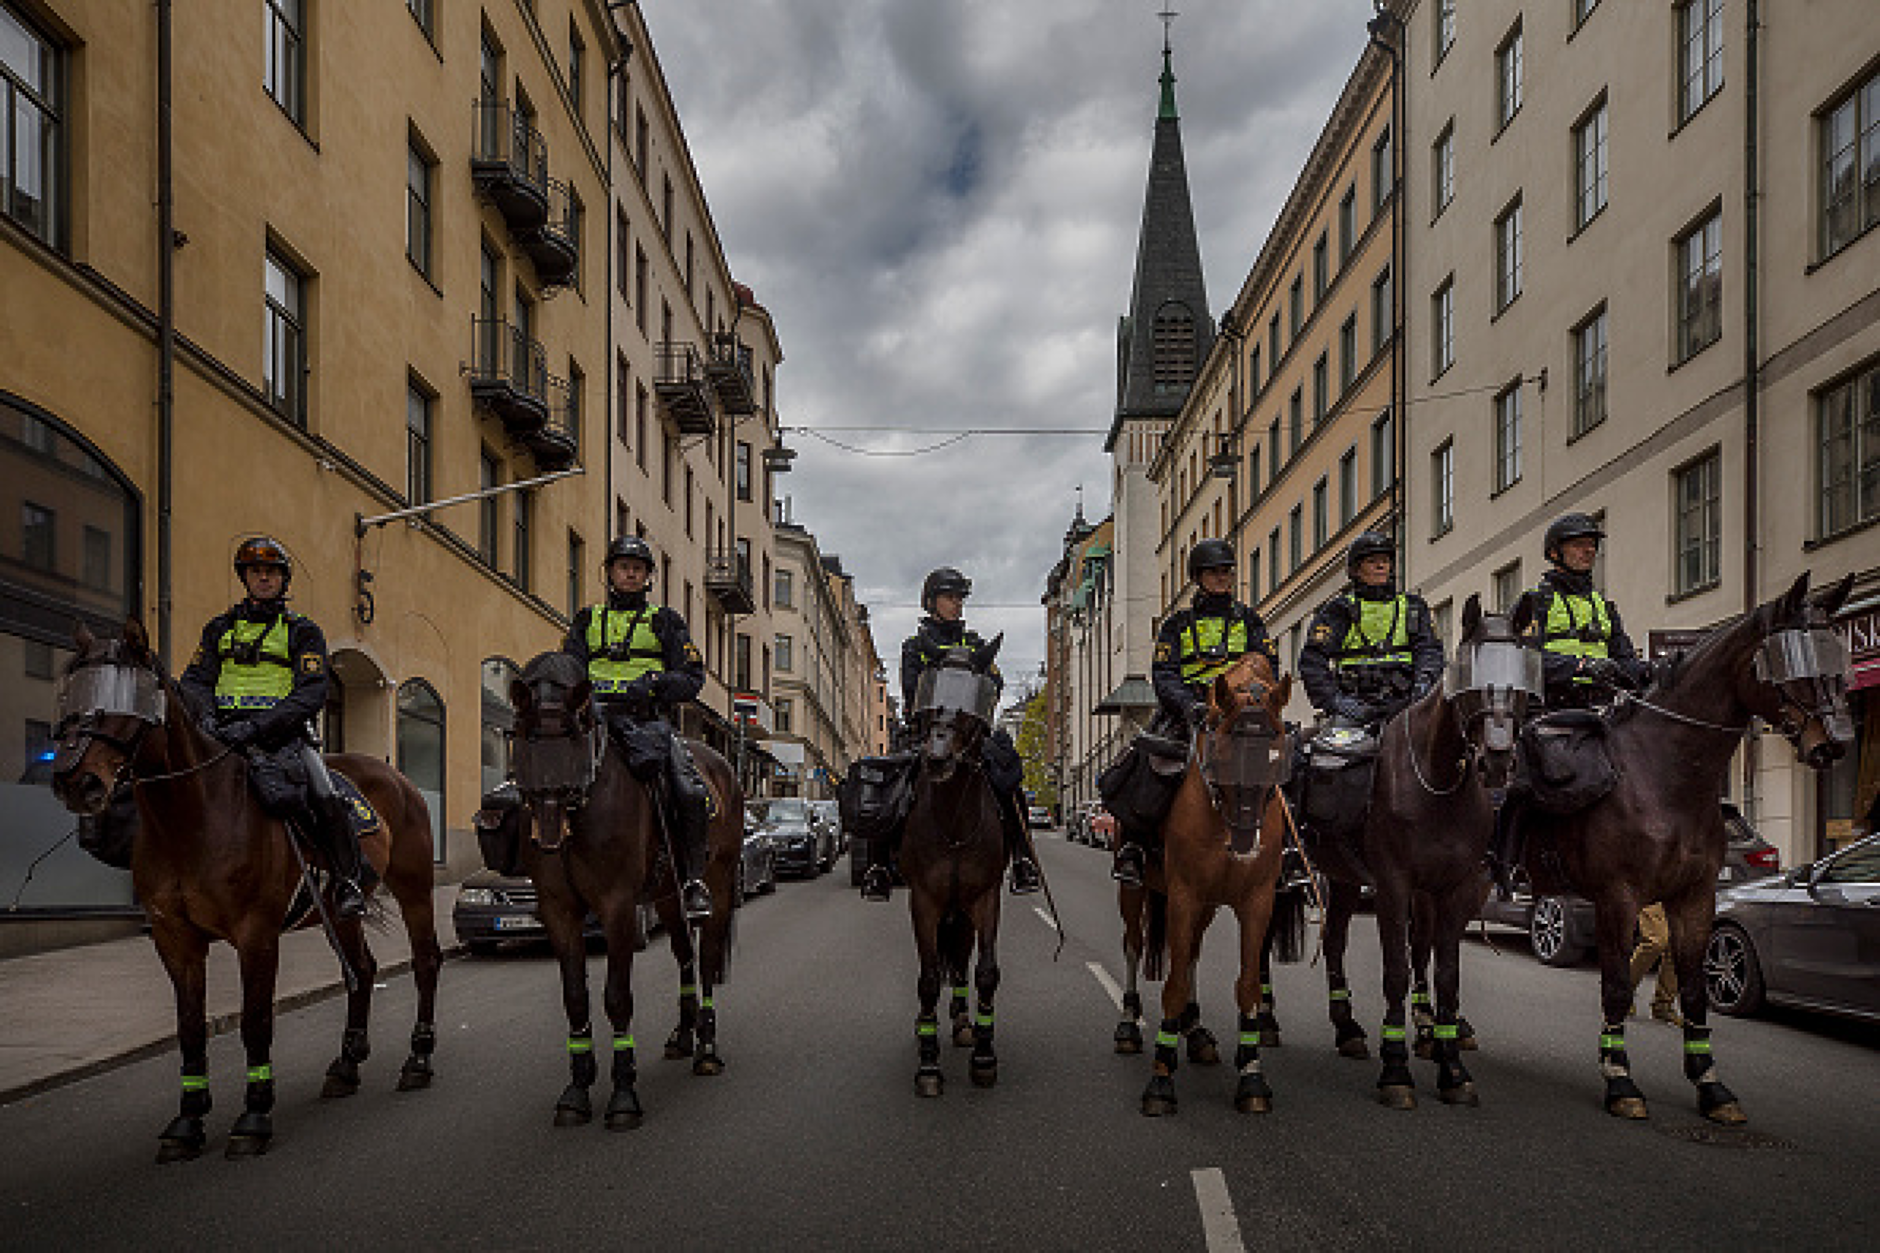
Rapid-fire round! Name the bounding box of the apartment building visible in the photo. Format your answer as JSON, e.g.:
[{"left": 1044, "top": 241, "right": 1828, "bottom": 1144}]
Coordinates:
[
  {"left": 1397, "top": 0, "right": 1880, "bottom": 860},
  {"left": 1042, "top": 511, "right": 1120, "bottom": 815},
  {"left": 770, "top": 519, "right": 883, "bottom": 797}
]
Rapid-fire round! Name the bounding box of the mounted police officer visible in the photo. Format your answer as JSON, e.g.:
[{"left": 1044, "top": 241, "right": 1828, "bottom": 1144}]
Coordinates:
[
  {"left": 860, "top": 566, "right": 1042, "bottom": 901},
  {"left": 563, "top": 536, "right": 715, "bottom": 921},
  {"left": 1112, "top": 539, "right": 1278, "bottom": 887},
  {"left": 1515, "top": 514, "right": 1652, "bottom": 710},
  {"left": 180, "top": 537, "right": 366, "bottom": 918},
  {"left": 1298, "top": 532, "right": 1444, "bottom": 729}
]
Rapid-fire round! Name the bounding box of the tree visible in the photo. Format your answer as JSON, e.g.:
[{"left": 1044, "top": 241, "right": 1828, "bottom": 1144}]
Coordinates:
[{"left": 1014, "top": 689, "right": 1056, "bottom": 808}]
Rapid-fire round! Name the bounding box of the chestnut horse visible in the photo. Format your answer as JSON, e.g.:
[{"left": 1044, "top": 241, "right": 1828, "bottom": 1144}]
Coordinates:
[
  {"left": 1138, "top": 650, "right": 1295, "bottom": 1117},
  {"left": 507, "top": 651, "right": 742, "bottom": 1129},
  {"left": 49, "top": 620, "right": 442, "bottom": 1161}
]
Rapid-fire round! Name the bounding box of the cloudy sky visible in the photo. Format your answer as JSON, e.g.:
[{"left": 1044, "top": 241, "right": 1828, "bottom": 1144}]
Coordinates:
[{"left": 644, "top": 2, "right": 1372, "bottom": 696}]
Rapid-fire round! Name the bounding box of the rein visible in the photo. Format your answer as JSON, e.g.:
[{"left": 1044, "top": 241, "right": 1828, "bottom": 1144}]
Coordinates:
[
  {"left": 130, "top": 741, "right": 236, "bottom": 789},
  {"left": 1612, "top": 691, "right": 1747, "bottom": 737},
  {"left": 1404, "top": 704, "right": 1468, "bottom": 797}
]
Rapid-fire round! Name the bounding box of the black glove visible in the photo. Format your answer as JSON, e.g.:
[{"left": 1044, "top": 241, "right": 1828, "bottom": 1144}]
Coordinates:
[
  {"left": 1184, "top": 701, "right": 1210, "bottom": 731},
  {"left": 1332, "top": 695, "right": 1372, "bottom": 723},
  {"left": 220, "top": 719, "right": 259, "bottom": 749},
  {"left": 1583, "top": 658, "right": 1625, "bottom": 688}
]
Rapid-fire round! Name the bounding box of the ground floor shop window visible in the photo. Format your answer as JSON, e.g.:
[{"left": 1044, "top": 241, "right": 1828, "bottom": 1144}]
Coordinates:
[{"left": 397, "top": 679, "right": 446, "bottom": 862}]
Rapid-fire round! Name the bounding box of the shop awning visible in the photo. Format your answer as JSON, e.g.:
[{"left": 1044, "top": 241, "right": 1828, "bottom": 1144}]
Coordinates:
[{"left": 1096, "top": 674, "right": 1158, "bottom": 716}]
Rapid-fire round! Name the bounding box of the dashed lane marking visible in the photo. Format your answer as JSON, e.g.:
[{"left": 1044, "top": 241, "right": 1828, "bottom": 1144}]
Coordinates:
[
  {"left": 1191, "top": 1167, "right": 1246, "bottom": 1253},
  {"left": 1086, "top": 962, "right": 1124, "bottom": 1012},
  {"left": 1031, "top": 905, "right": 1055, "bottom": 928}
]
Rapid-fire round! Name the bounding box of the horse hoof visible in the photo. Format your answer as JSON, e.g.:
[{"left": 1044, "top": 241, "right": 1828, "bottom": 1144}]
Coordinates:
[
  {"left": 320, "top": 1073, "right": 360, "bottom": 1100},
  {"left": 692, "top": 1053, "right": 725, "bottom": 1077},
  {"left": 970, "top": 1056, "right": 998, "bottom": 1088},
  {"left": 663, "top": 1031, "right": 694, "bottom": 1061},
  {"left": 225, "top": 1134, "right": 270, "bottom": 1159},
  {"left": 1440, "top": 1083, "right": 1479, "bottom": 1107},
  {"left": 156, "top": 1135, "right": 203, "bottom": 1165},
  {"left": 1140, "top": 1095, "right": 1176, "bottom": 1117},
  {"left": 605, "top": 1090, "right": 644, "bottom": 1131},
  {"left": 1413, "top": 1038, "right": 1434, "bottom": 1061},
  {"left": 953, "top": 1025, "right": 976, "bottom": 1049},
  {"left": 1259, "top": 1030, "right": 1282, "bottom": 1049},
  {"left": 1704, "top": 1101, "right": 1748, "bottom": 1126},
  {"left": 1378, "top": 1085, "right": 1417, "bottom": 1111},
  {"left": 1114, "top": 1037, "right": 1143, "bottom": 1056},
  {"left": 1459, "top": 1036, "right": 1480, "bottom": 1052},
  {"left": 1607, "top": 1096, "right": 1649, "bottom": 1120},
  {"left": 1186, "top": 1033, "right": 1220, "bottom": 1066},
  {"left": 554, "top": 1085, "right": 593, "bottom": 1127},
  {"left": 395, "top": 1059, "right": 433, "bottom": 1091},
  {"left": 1234, "top": 1093, "right": 1272, "bottom": 1114},
  {"left": 915, "top": 1070, "right": 944, "bottom": 1098},
  {"left": 1338, "top": 1038, "right": 1371, "bottom": 1061}
]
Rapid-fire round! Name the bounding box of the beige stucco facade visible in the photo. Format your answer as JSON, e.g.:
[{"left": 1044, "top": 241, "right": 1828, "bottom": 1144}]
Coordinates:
[{"left": 769, "top": 520, "right": 883, "bottom": 797}]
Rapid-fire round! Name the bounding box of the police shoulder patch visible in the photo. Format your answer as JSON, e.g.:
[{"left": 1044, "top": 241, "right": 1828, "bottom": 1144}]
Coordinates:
[
  {"left": 683, "top": 642, "right": 702, "bottom": 664},
  {"left": 300, "top": 653, "right": 324, "bottom": 674},
  {"left": 1154, "top": 642, "right": 1173, "bottom": 663},
  {"left": 1311, "top": 624, "right": 1335, "bottom": 643}
]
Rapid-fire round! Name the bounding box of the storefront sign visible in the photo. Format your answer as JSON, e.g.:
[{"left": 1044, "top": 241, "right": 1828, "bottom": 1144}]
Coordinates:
[
  {"left": 1647, "top": 629, "right": 1709, "bottom": 661},
  {"left": 1833, "top": 605, "right": 1880, "bottom": 690}
]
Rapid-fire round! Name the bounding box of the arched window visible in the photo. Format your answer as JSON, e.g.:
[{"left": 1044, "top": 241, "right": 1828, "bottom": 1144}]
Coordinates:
[
  {"left": 480, "top": 657, "right": 519, "bottom": 794},
  {"left": 397, "top": 679, "right": 446, "bottom": 862}
]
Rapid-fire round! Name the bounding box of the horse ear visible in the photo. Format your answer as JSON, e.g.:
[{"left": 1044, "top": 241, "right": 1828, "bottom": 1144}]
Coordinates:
[
  {"left": 1461, "top": 593, "right": 1483, "bottom": 642},
  {"left": 570, "top": 677, "right": 593, "bottom": 713},
  {"left": 123, "top": 617, "right": 151, "bottom": 659},
  {"left": 74, "top": 620, "right": 96, "bottom": 656},
  {"left": 1777, "top": 572, "right": 1812, "bottom": 623},
  {"left": 972, "top": 632, "right": 1005, "bottom": 672},
  {"left": 1814, "top": 571, "right": 1856, "bottom": 618},
  {"left": 1509, "top": 591, "right": 1535, "bottom": 638},
  {"left": 1276, "top": 674, "right": 1293, "bottom": 708},
  {"left": 509, "top": 679, "right": 534, "bottom": 716},
  {"left": 1212, "top": 670, "right": 1232, "bottom": 712}
]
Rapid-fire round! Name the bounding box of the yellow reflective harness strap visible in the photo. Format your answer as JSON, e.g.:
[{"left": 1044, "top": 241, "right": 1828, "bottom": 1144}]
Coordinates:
[
  {"left": 1180, "top": 613, "right": 1251, "bottom": 685},
  {"left": 587, "top": 604, "right": 666, "bottom": 695},
  {"left": 214, "top": 616, "right": 295, "bottom": 710}
]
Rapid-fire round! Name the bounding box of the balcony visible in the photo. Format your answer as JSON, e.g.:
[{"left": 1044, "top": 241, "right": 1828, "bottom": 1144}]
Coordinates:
[
  {"left": 519, "top": 178, "right": 579, "bottom": 290},
  {"left": 468, "top": 317, "right": 549, "bottom": 434},
  {"left": 704, "top": 550, "right": 756, "bottom": 615},
  {"left": 654, "top": 342, "right": 717, "bottom": 436},
  {"left": 703, "top": 331, "right": 757, "bottom": 416},
  {"left": 470, "top": 101, "right": 548, "bottom": 230},
  {"left": 523, "top": 377, "right": 579, "bottom": 471}
]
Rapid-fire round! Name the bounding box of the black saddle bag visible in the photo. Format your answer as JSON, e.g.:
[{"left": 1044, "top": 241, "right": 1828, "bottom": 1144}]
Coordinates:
[
  {"left": 473, "top": 782, "right": 528, "bottom": 877},
  {"left": 76, "top": 781, "right": 139, "bottom": 870},
  {"left": 247, "top": 747, "right": 309, "bottom": 818},
  {"left": 840, "top": 752, "right": 917, "bottom": 842},
  {"left": 1301, "top": 727, "right": 1378, "bottom": 836},
  {"left": 1098, "top": 734, "right": 1187, "bottom": 834},
  {"left": 981, "top": 729, "right": 1025, "bottom": 795},
  {"left": 1519, "top": 711, "right": 1618, "bottom": 815}
]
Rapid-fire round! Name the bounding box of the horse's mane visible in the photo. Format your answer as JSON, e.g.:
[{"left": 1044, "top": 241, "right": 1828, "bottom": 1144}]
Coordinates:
[
  {"left": 520, "top": 650, "right": 585, "bottom": 689},
  {"left": 1648, "top": 600, "right": 1772, "bottom": 697}
]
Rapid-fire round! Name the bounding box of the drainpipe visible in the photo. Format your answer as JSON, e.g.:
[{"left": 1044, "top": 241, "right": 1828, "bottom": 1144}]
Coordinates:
[
  {"left": 1743, "top": 0, "right": 1761, "bottom": 820},
  {"left": 156, "top": 0, "right": 175, "bottom": 667}
]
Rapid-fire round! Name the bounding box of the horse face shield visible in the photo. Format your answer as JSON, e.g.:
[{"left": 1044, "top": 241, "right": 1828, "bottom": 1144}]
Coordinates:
[
  {"left": 913, "top": 667, "right": 998, "bottom": 778},
  {"left": 1447, "top": 640, "right": 1542, "bottom": 755},
  {"left": 1754, "top": 628, "right": 1855, "bottom": 767},
  {"left": 50, "top": 662, "right": 166, "bottom": 813}
]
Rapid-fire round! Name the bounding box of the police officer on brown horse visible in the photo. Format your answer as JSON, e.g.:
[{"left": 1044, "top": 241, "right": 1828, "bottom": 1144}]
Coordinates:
[
  {"left": 1297, "top": 531, "right": 1444, "bottom": 729},
  {"left": 181, "top": 536, "right": 367, "bottom": 917},
  {"left": 563, "top": 536, "right": 715, "bottom": 920},
  {"left": 1113, "top": 539, "right": 1278, "bottom": 888}
]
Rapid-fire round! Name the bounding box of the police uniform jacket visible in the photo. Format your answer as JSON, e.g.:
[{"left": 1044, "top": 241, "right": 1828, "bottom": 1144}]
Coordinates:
[
  {"left": 901, "top": 616, "right": 1003, "bottom": 715},
  {"left": 180, "top": 599, "right": 331, "bottom": 750},
  {"left": 1150, "top": 592, "right": 1279, "bottom": 722},
  {"left": 562, "top": 589, "right": 705, "bottom": 711},
  {"left": 1297, "top": 583, "right": 1445, "bottom": 714},
  {"left": 1514, "top": 568, "right": 1652, "bottom": 706}
]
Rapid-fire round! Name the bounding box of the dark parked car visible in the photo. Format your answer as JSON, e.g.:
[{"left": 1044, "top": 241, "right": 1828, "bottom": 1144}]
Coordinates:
[
  {"left": 1706, "top": 833, "right": 1880, "bottom": 1022},
  {"left": 810, "top": 800, "right": 845, "bottom": 858},
  {"left": 739, "top": 827, "right": 778, "bottom": 900},
  {"left": 454, "top": 872, "right": 655, "bottom": 956},
  {"left": 751, "top": 797, "right": 825, "bottom": 878}
]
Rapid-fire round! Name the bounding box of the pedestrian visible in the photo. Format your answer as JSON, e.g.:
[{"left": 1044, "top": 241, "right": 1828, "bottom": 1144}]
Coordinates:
[{"left": 1628, "top": 902, "right": 1683, "bottom": 1025}]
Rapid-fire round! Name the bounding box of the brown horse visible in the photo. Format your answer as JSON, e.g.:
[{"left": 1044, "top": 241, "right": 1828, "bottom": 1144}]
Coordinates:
[
  {"left": 507, "top": 652, "right": 742, "bottom": 1129},
  {"left": 1517, "top": 572, "right": 1854, "bottom": 1122},
  {"left": 48, "top": 620, "right": 442, "bottom": 1161},
  {"left": 1138, "top": 650, "right": 1295, "bottom": 1116}
]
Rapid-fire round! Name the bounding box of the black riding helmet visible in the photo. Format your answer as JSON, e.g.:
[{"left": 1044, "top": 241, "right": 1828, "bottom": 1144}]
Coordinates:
[
  {"left": 233, "top": 536, "right": 292, "bottom": 586},
  {"left": 604, "top": 535, "right": 656, "bottom": 575},
  {"left": 1187, "top": 538, "right": 1235, "bottom": 582},
  {"left": 1345, "top": 531, "right": 1395, "bottom": 579},
  {"left": 1543, "top": 513, "right": 1605, "bottom": 566},
  {"left": 921, "top": 567, "right": 972, "bottom": 613}
]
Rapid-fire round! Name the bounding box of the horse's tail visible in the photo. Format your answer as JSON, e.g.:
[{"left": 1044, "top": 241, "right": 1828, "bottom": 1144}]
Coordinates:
[
  {"left": 1270, "top": 881, "right": 1308, "bottom": 965},
  {"left": 1142, "top": 887, "right": 1170, "bottom": 982},
  {"left": 937, "top": 908, "right": 973, "bottom": 983}
]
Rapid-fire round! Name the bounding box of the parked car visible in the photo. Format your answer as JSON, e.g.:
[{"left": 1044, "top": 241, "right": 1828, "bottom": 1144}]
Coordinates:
[
  {"left": 1706, "top": 832, "right": 1880, "bottom": 1021},
  {"left": 809, "top": 799, "right": 845, "bottom": 860},
  {"left": 1721, "top": 801, "right": 1782, "bottom": 884},
  {"left": 1027, "top": 804, "right": 1053, "bottom": 830},
  {"left": 1478, "top": 880, "right": 1598, "bottom": 967},
  {"left": 751, "top": 797, "right": 824, "bottom": 878},
  {"left": 1088, "top": 806, "right": 1117, "bottom": 850},
  {"left": 739, "top": 827, "right": 778, "bottom": 901},
  {"left": 454, "top": 872, "right": 653, "bottom": 956}
]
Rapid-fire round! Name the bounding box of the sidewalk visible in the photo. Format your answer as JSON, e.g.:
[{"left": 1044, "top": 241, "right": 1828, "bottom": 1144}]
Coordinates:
[{"left": 0, "top": 885, "right": 464, "bottom": 1106}]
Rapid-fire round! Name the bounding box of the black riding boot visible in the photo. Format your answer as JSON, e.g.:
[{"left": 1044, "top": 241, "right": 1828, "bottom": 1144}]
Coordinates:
[
  {"left": 1488, "top": 794, "right": 1522, "bottom": 895},
  {"left": 1113, "top": 840, "right": 1147, "bottom": 887},
  {"left": 312, "top": 791, "right": 367, "bottom": 920},
  {"left": 1000, "top": 795, "right": 1041, "bottom": 895},
  {"left": 667, "top": 746, "right": 713, "bottom": 921}
]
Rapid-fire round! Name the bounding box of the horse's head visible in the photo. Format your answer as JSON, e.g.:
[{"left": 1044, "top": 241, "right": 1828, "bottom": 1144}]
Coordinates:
[
  {"left": 508, "top": 651, "right": 596, "bottom": 852},
  {"left": 1740, "top": 572, "right": 1856, "bottom": 771},
  {"left": 1199, "top": 651, "right": 1293, "bottom": 839},
  {"left": 1208, "top": 650, "right": 1290, "bottom": 736},
  {"left": 1447, "top": 593, "right": 1542, "bottom": 789},
  {"left": 49, "top": 618, "right": 171, "bottom": 816},
  {"left": 913, "top": 634, "right": 1003, "bottom": 782}
]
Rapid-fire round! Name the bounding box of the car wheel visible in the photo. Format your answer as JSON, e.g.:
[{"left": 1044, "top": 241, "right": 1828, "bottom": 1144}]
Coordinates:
[
  {"left": 467, "top": 938, "right": 501, "bottom": 958},
  {"left": 1530, "top": 896, "right": 1584, "bottom": 967},
  {"left": 1705, "top": 922, "right": 1765, "bottom": 1017}
]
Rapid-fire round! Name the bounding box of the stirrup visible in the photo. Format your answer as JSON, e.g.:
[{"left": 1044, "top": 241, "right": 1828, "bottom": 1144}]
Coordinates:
[
  {"left": 680, "top": 880, "right": 713, "bottom": 921},
  {"left": 860, "top": 866, "right": 892, "bottom": 902},
  {"left": 332, "top": 878, "right": 367, "bottom": 920},
  {"left": 1112, "top": 845, "right": 1145, "bottom": 887},
  {"left": 1010, "top": 858, "right": 1042, "bottom": 895}
]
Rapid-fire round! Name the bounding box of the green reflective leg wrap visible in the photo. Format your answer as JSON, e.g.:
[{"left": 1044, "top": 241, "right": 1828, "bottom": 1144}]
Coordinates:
[
  {"left": 701, "top": 995, "right": 714, "bottom": 1011},
  {"left": 613, "top": 1036, "right": 636, "bottom": 1052},
  {"left": 975, "top": 1010, "right": 994, "bottom": 1028},
  {"left": 181, "top": 1075, "right": 210, "bottom": 1092},
  {"left": 1682, "top": 1023, "right": 1717, "bottom": 1084},
  {"left": 1411, "top": 991, "right": 1431, "bottom": 1007},
  {"left": 245, "top": 1064, "right": 272, "bottom": 1084},
  {"left": 1329, "top": 989, "right": 1352, "bottom": 1002},
  {"left": 1155, "top": 1017, "right": 1182, "bottom": 1070},
  {"left": 1261, "top": 983, "right": 1274, "bottom": 997},
  {"left": 1238, "top": 1032, "right": 1261, "bottom": 1047},
  {"left": 567, "top": 1035, "right": 594, "bottom": 1054},
  {"left": 1380, "top": 1025, "right": 1407, "bottom": 1042},
  {"left": 1599, "top": 1032, "right": 1626, "bottom": 1053},
  {"left": 1433, "top": 1024, "right": 1459, "bottom": 1041},
  {"left": 952, "top": 985, "right": 969, "bottom": 1002},
  {"left": 916, "top": 1021, "right": 939, "bottom": 1038},
  {"left": 1155, "top": 1030, "right": 1181, "bottom": 1049}
]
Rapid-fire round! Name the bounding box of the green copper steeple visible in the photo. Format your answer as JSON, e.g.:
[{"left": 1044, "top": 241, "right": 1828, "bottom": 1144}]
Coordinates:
[{"left": 1159, "top": 48, "right": 1177, "bottom": 120}]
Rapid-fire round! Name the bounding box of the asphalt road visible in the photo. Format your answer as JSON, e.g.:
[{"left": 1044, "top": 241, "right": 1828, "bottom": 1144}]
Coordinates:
[{"left": 3, "top": 831, "right": 1877, "bottom": 1252}]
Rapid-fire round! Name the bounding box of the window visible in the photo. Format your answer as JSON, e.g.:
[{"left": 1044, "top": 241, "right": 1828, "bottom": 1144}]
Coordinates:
[
  {"left": 1151, "top": 306, "right": 1198, "bottom": 392},
  {"left": 1673, "top": 449, "right": 1722, "bottom": 594},
  {"left": 0, "top": 5, "right": 60, "bottom": 246},
  {"left": 265, "top": 0, "right": 305, "bottom": 123},
  {"left": 1495, "top": 21, "right": 1523, "bottom": 131},
  {"left": 1371, "top": 266, "right": 1392, "bottom": 354},
  {"left": 1312, "top": 234, "right": 1328, "bottom": 301},
  {"left": 1266, "top": 528, "right": 1280, "bottom": 596},
  {"left": 396, "top": 680, "right": 446, "bottom": 860},
  {"left": 1288, "top": 504, "right": 1303, "bottom": 571},
  {"left": 1573, "top": 306, "right": 1609, "bottom": 437},
  {"left": 1338, "top": 186, "right": 1356, "bottom": 263},
  {"left": 615, "top": 355, "right": 631, "bottom": 447},
  {"left": 735, "top": 441, "right": 753, "bottom": 502},
  {"left": 684, "top": 466, "right": 695, "bottom": 537},
  {"left": 407, "top": 133, "right": 435, "bottom": 276},
  {"left": 406, "top": 378, "right": 431, "bottom": 504},
  {"left": 1432, "top": 439, "right": 1454, "bottom": 537},
  {"left": 1267, "top": 417, "right": 1280, "bottom": 476},
  {"left": 1248, "top": 548, "right": 1262, "bottom": 601},
  {"left": 1248, "top": 343, "right": 1262, "bottom": 398},
  {"left": 663, "top": 429, "right": 675, "bottom": 504},
  {"left": 264, "top": 247, "right": 307, "bottom": 425},
  {"left": 1248, "top": 443, "right": 1263, "bottom": 494},
  {"left": 567, "top": 532, "right": 584, "bottom": 621},
  {"left": 1573, "top": 98, "right": 1608, "bottom": 231},
  {"left": 615, "top": 206, "right": 632, "bottom": 301},
  {"left": 408, "top": 0, "right": 433, "bottom": 38},
  {"left": 513, "top": 489, "right": 532, "bottom": 592},
  {"left": 735, "top": 633, "right": 752, "bottom": 692},
  {"left": 634, "top": 246, "right": 648, "bottom": 335},
  {"left": 1312, "top": 355, "right": 1328, "bottom": 425},
  {"left": 775, "top": 699, "right": 793, "bottom": 736},
  {"left": 616, "top": 497, "right": 629, "bottom": 540},
  {"left": 1675, "top": 208, "right": 1723, "bottom": 362},
  {"left": 776, "top": 634, "right": 794, "bottom": 673},
  {"left": 1288, "top": 389, "right": 1303, "bottom": 455},
  {"left": 479, "top": 451, "right": 500, "bottom": 565},
  {"left": 1268, "top": 313, "right": 1281, "bottom": 370},
  {"left": 21, "top": 501, "right": 54, "bottom": 569},
  {"left": 1432, "top": 599, "right": 1454, "bottom": 646},
  {"left": 1312, "top": 477, "right": 1329, "bottom": 550},
  {"left": 1339, "top": 447, "right": 1357, "bottom": 527},
  {"left": 1819, "top": 71, "right": 1880, "bottom": 259},
  {"left": 1434, "top": 0, "right": 1456, "bottom": 62},
  {"left": 568, "top": 21, "right": 584, "bottom": 121},
  {"left": 1494, "top": 381, "right": 1523, "bottom": 493},
  {"left": 1371, "top": 409, "right": 1394, "bottom": 499},
  {"left": 1574, "top": 0, "right": 1601, "bottom": 31},
  {"left": 661, "top": 174, "right": 673, "bottom": 243},
  {"left": 1432, "top": 277, "right": 1455, "bottom": 378},
  {"left": 1677, "top": 0, "right": 1724, "bottom": 125},
  {"left": 1492, "top": 561, "right": 1523, "bottom": 612},
  {"left": 1495, "top": 197, "right": 1523, "bottom": 313},
  {"left": 1289, "top": 276, "right": 1303, "bottom": 338},
  {"left": 634, "top": 105, "right": 649, "bottom": 179},
  {"left": 1339, "top": 316, "right": 1356, "bottom": 393},
  {"left": 635, "top": 383, "right": 648, "bottom": 471},
  {"left": 1432, "top": 122, "right": 1455, "bottom": 217},
  {"left": 1816, "top": 362, "right": 1880, "bottom": 539},
  {"left": 775, "top": 567, "right": 794, "bottom": 609},
  {"left": 1372, "top": 127, "right": 1393, "bottom": 213}
]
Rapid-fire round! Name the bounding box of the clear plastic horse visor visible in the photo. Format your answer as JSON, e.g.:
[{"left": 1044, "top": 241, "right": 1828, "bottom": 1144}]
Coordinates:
[
  {"left": 914, "top": 668, "right": 999, "bottom": 724},
  {"left": 1754, "top": 630, "right": 1850, "bottom": 684},
  {"left": 54, "top": 665, "right": 167, "bottom": 728},
  {"left": 1445, "top": 640, "right": 1543, "bottom": 697}
]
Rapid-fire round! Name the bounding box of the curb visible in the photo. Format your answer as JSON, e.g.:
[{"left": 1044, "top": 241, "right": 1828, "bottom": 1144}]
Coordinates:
[{"left": 0, "top": 942, "right": 468, "bottom": 1108}]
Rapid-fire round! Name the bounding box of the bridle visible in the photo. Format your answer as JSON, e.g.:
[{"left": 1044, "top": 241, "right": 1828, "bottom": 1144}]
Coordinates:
[{"left": 53, "top": 650, "right": 229, "bottom": 793}]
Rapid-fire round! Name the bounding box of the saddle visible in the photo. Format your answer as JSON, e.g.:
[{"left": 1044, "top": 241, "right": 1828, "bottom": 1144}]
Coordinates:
[
  {"left": 1518, "top": 709, "right": 1618, "bottom": 815},
  {"left": 1097, "top": 733, "right": 1188, "bottom": 836}
]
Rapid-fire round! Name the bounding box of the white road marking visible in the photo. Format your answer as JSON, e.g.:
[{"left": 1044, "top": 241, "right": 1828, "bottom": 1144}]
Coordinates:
[
  {"left": 1031, "top": 905, "right": 1056, "bottom": 928},
  {"left": 1086, "top": 961, "right": 1124, "bottom": 1012},
  {"left": 1190, "top": 1167, "right": 1246, "bottom": 1253}
]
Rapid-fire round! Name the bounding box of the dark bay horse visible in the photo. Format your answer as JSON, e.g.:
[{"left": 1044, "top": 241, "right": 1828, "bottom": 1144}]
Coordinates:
[
  {"left": 899, "top": 638, "right": 1008, "bottom": 1097},
  {"left": 1139, "top": 651, "right": 1298, "bottom": 1117},
  {"left": 1517, "top": 572, "right": 1854, "bottom": 1123},
  {"left": 49, "top": 620, "right": 442, "bottom": 1161},
  {"left": 507, "top": 652, "right": 743, "bottom": 1129}
]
